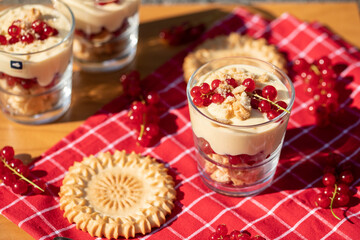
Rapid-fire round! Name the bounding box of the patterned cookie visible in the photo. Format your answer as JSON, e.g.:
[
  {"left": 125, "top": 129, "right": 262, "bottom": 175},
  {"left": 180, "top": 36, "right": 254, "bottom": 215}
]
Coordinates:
[
  {"left": 59, "top": 150, "right": 176, "bottom": 239},
  {"left": 183, "top": 33, "right": 287, "bottom": 82}
]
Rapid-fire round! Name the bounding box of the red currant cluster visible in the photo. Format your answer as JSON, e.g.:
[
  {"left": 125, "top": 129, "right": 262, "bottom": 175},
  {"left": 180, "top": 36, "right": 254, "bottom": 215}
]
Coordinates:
[
  {"left": 0, "top": 19, "right": 58, "bottom": 46},
  {"left": 292, "top": 56, "right": 339, "bottom": 126},
  {"left": 315, "top": 154, "right": 355, "bottom": 219},
  {"left": 120, "top": 71, "right": 161, "bottom": 147},
  {"left": 190, "top": 78, "right": 288, "bottom": 120},
  {"left": 208, "top": 224, "right": 266, "bottom": 240},
  {"left": 0, "top": 146, "right": 45, "bottom": 195},
  {"left": 159, "top": 21, "right": 206, "bottom": 46}
]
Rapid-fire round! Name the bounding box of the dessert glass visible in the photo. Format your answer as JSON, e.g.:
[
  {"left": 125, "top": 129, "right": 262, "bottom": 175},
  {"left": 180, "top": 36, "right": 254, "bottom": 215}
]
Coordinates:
[
  {"left": 60, "top": 0, "right": 140, "bottom": 71},
  {"left": 0, "top": 0, "right": 75, "bottom": 124},
  {"left": 186, "top": 57, "right": 295, "bottom": 196}
]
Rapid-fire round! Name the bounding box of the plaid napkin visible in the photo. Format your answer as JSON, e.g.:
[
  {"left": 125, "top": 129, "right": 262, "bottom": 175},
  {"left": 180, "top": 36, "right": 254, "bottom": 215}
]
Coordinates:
[{"left": 1, "top": 7, "right": 360, "bottom": 240}]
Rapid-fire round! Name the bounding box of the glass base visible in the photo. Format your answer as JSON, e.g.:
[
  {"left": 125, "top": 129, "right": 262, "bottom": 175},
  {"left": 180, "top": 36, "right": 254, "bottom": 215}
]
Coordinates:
[
  {"left": 1, "top": 62, "right": 72, "bottom": 125},
  {"left": 199, "top": 168, "right": 276, "bottom": 197},
  {"left": 73, "top": 13, "right": 139, "bottom": 72},
  {"left": 75, "top": 47, "right": 137, "bottom": 72},
  {"left": 196, "top": 142, "right": 282, "bottom": 197}
]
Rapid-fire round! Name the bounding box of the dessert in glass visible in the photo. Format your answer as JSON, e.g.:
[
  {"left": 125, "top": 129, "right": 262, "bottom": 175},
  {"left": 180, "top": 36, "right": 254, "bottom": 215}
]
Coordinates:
[
  {"left": 0, "top": 0, "right": 74, "bottom": 124},
  {"left": 187, "top": 57, "right": 295, "bottom": 196},
  {"left": 59, "top": 0, "right": 140, "bottom": 71}
]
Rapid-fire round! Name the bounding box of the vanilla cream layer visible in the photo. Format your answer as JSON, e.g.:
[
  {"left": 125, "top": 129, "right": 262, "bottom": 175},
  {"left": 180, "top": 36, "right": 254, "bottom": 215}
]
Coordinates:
[
  {"left": 189, "top": 64, "right": 291, "bottom": 156},
  {"left": 60, "top": 0, "right": 140, "bottom": 34},
  {"left": 0, "top": 5, "right": 72, "bottom": 86}
]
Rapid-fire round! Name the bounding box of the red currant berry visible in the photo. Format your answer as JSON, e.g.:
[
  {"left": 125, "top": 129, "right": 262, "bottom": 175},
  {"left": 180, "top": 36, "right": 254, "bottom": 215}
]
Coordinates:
[
  {"left": 193, "top": 97, "right": 204, "bottom": 107},
  {"left": 242, "top": 78, "right": 255, "bottom": 92},
  {"left": 250, "top": 98, "right": 259, "bottom": 109},
  {"left": 238, "top": 234, "right": 251, "bottom": 240},
  {"left": 305, "top": 71, "right": 320, "bottom": 86},
  {"left": 211, "top": 93, "right": 225, "bottom": 104},
  {"left": 200, "top": 83, "right": 211, "bottom": 94},
  {"left": 339, "top": 170, "right": 354, "bottom": 185},
  {"left": 15, "top": 164, "right": 29, "bottom": 178},
  {"left": 315, "top": 193, "right": 331, "bottom": 208},
  {"left": 8, "top": 25, "right": 21, "bottom": 37},
  {"left": 32, "top": 20, "right": 44, "bottom": 33},
  {"left": 228, "top": 155, "right": 242, "bottom": 165},
  {"left": 253, "top": 89, "right": 262, "bottom": 97},
  {"left": 262, "top": 85, "right": 277, "bottom": 101},
  {"left": 258, "top": 100, "right": 271, "bottom": 113},
  {"left": 240, "top": 230, "right": 251, "bottom": 237},
  {"left": 211, "top": 79, "right": 222, "bottom": 90},
  {"left": 203, "top": 96, "right": 212, "bottom": 107},
  {"left": 190, "top": 86, "right": 202, "bottom": 98},
  {"left": 322, "top": 172, "right": 336, "bottom": 186},
  {"left": 1, "top": 172, "right": 16, "bottom": 186},
  {"left": 8, "top": 37, "right": 19, "bottom": 44},
  {"left": 226, "top": 78, "right": 238, "bottom": 88},
  {"left": 293, "top": 58, "right": 310, "bottom": 72},
  {"left": 11, "top": 180, "right": 28, "bottom": 195},
  {"left": 229, "top": 230, "right": 241, "bottom": 240},
  {"left": 20, "top": 33, "right": 35, "bottom": 44},
  {"left": 145, "top": 123, "right": 160, "bottom": 137},
  {"left": 145, "top": 91, "right": 160, "bottom": 105},
  {"left": 43, "top": 26, "right": 55, "bottom": 36},
  {"left": 304, "top": 85, "right": 317, "bottom": 96},
  {"left": 267, "top": 109, "right": 279, "bottom": 120},
  {"left": 130, "top": 101, "right": 146, "bottom": 114},
  {"left": 1, "top": 146, "right": 15, "bottom": 160},
  {"left": 216, "top": 224, "right": 228, "bottom": 236},
  {"left": 0, "top": 35, "right": 7, "bottom": 45},
  {"left": 275, "top": 101, "right": 288, "bottom": 113},
  {"left": 128, "top": 113, "right": 143, "bottom": 126},
  {"left": 137, "top": 134, "right": 151, "bottom": 147},
  {"left": 197, "top": 137, "right": 214, "bottom": 154},
  {"left": 314, "top": 56, "right": 331, "bottom": 70},
  {"left": 337, "top": 183, "right": 350, "bottom": 195},
  {"left": 323, "top": 185, "right": 334, "bottom": 197},
  {"left": 208, "top": 232, "right": 221, "bottom": 240},
  {"left": 334, "top": 193, "right": 350, "bottom": 207}
]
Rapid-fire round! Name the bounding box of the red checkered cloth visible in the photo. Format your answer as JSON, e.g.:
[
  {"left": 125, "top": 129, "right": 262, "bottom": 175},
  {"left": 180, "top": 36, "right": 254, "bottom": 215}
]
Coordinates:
[{"left": 1, "top": 7, "right": 360, "bottom": 240}]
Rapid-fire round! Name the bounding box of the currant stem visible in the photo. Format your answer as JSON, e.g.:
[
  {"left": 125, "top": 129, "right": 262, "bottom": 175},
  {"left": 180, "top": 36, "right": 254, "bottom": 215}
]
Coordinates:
[
  {"left": 253, "top": 93, "right": 290, "bottom": 113},
  {"left": 330, "top": 183, "right": 341, "bottom": 220},
  {"left": 310, "top": 64, "right": 321, "bottom": 75},
  {"left": 1, "top": 158, "right": 44, "bottom": 192}
]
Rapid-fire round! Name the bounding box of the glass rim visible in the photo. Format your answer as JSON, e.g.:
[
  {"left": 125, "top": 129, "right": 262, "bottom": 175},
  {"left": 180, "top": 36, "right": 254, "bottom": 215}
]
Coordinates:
[
  {"left": 186, "top": 56, "right": 296, "bottom": 129},
  {"left": 0, "top": 0, "right": 75, "bottom": 56}
]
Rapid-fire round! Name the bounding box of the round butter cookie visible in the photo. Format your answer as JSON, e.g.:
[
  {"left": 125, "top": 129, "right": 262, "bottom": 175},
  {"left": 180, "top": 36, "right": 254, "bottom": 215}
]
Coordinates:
[
  {"left": 183, "top": 33, "right": 287, "bottom": 82},
  {"left": 59, "top": 150, "right": 176, "bottom": 239}
]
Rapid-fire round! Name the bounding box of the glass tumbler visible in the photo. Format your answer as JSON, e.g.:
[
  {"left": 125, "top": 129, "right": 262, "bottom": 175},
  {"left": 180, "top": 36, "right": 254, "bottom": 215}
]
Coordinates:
[
  {"left": 60, "top": 0, "right": 140, "bottom": 71},
  {"left": 0, "top": 0, "right": 75, "bottom": 124},
  {"left": 186, "top": 57, "right": 295, "bottom": 196}
]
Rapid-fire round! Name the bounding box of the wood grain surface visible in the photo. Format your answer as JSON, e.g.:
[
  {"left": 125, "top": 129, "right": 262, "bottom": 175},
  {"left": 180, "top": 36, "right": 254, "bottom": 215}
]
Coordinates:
[{"left": 1, "top": 2, "right": 359, "bottom": 240}]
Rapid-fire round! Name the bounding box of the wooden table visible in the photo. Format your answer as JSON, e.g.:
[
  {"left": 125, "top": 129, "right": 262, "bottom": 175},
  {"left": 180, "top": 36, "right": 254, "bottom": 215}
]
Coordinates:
[{"left": 1, "top": 2, "right": 359, "bottom": 240}]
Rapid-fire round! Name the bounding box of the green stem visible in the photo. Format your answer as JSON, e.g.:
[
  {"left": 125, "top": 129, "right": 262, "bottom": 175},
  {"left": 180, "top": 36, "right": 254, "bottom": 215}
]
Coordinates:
[
  {"left": 253, "top": 93, "right": 290, "bottom": 113},
  {"left": 1, "top": 158, "right": 44, "bottom": 192},
  {"left": 310, "top": 64, "right": 321, "bottom": 75},
  {"left": 330, "top": 183, "right": 341, "bottom": 220}
]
